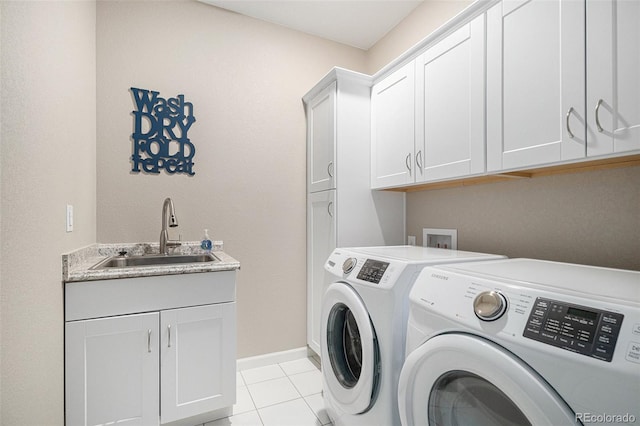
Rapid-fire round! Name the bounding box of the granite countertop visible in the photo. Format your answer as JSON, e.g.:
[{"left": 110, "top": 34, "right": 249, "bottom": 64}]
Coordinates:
[{"left": 63, "top": 242, "right": 240, "bottom": 282}]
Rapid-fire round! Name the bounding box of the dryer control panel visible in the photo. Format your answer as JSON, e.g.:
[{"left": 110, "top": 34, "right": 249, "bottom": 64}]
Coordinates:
[
  {"left": 523, "top": 297, "right": 624, "bottom": 362},
  {"left": 356, "top": 259, "right": 389, "bottom": 284}
]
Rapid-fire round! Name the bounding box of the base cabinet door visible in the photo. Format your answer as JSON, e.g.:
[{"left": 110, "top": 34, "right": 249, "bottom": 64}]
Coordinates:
[
  {"left": 160, "top": 303, "right": 236, "bottom": 424},
  {"left": 586, "top": 0, "right": 640, "bottom": 156},
  {"left": 65, "top": 313, "right": 160, "bottom": 426}
]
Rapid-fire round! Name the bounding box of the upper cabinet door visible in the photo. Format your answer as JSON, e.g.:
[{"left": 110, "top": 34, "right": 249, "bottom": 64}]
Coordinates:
[
  {"left": 487, "top": 0, "right": 586, "bottom": 171},
  {"left": 415, "top": 15, "right": 486, "bottom": 182},
  {"left": 308, "top": 82, "right": 336, "bottom": 193},
  {"left": 586, "top": 0, "right": 640, "bottom": 156},
  {"left": 371, "top": 61, "right": 416, "bottom": 189}
]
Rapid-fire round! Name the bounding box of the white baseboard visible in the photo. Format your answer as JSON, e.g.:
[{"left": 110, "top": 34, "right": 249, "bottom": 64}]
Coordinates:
[{"left": 236, "top": 346, "right": 313, "bottom": 371}]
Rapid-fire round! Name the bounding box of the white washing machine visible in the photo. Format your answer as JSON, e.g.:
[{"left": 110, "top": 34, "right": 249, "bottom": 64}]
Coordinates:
[
  {"left": 321, "top": 246, "right": 506, "bottom": 426},
  {"left": 398, "top": 258, "right": 640, "bottom": 426}
]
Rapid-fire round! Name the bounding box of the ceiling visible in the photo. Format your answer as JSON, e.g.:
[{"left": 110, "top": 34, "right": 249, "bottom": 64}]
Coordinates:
[{"left": 198, "top": 0, "right": 424, "bottom": 50}]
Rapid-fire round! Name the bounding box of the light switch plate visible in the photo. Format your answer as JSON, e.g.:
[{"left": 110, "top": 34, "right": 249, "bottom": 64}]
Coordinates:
[{"left": 66, "top": 204, "right": 74, "bottom": 232}]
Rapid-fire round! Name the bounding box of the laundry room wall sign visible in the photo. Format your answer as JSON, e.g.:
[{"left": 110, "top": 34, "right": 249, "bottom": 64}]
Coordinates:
[{"left": 130, "top": 87, "right": 197, "bottom": 175}]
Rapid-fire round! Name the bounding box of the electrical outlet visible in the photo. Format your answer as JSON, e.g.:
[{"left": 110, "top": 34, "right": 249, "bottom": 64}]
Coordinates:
[
  {"left": 423, "top": 228, "right": 457, "bottom": 249},
  {"left": 66, "top": 204, "right": 74, "bottom": 232},
  {"left": 407, "top": 235, "right": 416, "bottom": 246}
]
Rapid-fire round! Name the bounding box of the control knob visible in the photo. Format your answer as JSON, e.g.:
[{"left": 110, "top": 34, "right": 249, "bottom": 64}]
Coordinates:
[
  {"left": 473, "top": 291, "right": 508, "bottom": 321},
  {"left": 342, "top": 257, "right": 357, "bottom": 274}
]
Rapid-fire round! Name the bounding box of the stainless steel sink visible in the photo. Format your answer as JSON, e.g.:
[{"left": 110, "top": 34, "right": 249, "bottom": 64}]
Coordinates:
[{"left": 90, "top": 253, "right": 220, "bottom": 270}]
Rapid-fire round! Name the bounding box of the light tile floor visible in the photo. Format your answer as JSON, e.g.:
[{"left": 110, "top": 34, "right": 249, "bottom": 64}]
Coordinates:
[{"left": 204, "top": 357, "right": 332, "bottom": 426}]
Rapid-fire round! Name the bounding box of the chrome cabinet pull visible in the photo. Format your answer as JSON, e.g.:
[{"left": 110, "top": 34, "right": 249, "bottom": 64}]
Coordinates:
[
  {"left": 327, "top": 201, "right": 334, "bottom": 218},
  {"left": 405, "top": 153, "right": 412, "bottom": 176},
  {"left": 595, "top": 99, "right": 604, "bottom": 132},
  {"left": 327, "top": 162, "right": 334, "bottom": 178},
  {"left": 566, "top": 107, "right": 575, "bottom": 139},
  {"left": 167, "top": 324, "right": 171, "bottom": 348},
  {"left": 147, "top": 329, "right": 152, "bottom": 353},
  {"left": 416, "top": 150, "right": 423, "bottom": 173}
]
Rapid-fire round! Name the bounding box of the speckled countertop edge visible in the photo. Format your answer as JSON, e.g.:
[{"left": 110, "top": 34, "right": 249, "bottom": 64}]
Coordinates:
[{"left": 63, "top": 242, "right": 240, "bottom": 282}]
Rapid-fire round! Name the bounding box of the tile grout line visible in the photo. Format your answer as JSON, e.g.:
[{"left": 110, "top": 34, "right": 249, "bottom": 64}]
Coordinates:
[
  {"left": 282, "top": 363, "right": 326, "bottom": 425},
  {"left": 234, "top": 358, "right": 325, "bottom": 425}
]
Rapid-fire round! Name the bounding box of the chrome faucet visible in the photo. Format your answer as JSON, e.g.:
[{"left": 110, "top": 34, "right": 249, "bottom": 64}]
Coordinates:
[{"left": 160, "top": 197, "right": 181, "bottom": 255}]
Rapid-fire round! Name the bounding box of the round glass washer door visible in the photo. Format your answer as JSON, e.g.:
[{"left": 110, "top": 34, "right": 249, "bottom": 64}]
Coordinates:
[
  {"left": 398, "top": 334, "right": 578, "bottom": 426},
  {"left": 321, "top": 282, "right": 379, "bottom": 414}
]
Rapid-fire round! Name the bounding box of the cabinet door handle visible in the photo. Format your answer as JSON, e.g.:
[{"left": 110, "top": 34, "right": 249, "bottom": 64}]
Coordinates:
[
  {"left": 595, "top": 99, "right": 604, "bottom": 133},
  {"left": 167, "top": 324, "right": 171, "bottom": 348},
  {"left": 405, "top": 153, "right": 412, "bottom": 176},
  {"left": 327, "top": 201, "right": 334, "bottom": 218},
  {"left": 416, "top": 150, "right": 423, "bottom": 173},
  {"left": 148, "top": 329, "right": 152, "bottom": 353},
  {"left": 566, "top": 107, "right": 575, "bottom": 139},
  {"left": 327, "top": 162, "right": 334, "bottom": 178}
]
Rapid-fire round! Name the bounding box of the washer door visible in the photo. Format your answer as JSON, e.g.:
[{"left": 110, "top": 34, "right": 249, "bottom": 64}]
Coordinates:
[
  {"left": 321, "top": 282, "right": 380, "bottom": 414},
  {"left": 398, "top": 334, "right": 579, "bottom": 426}
]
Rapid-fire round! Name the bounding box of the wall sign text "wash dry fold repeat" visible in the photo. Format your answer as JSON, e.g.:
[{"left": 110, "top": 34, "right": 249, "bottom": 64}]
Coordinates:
[{"left": 130, "top": 87, "right": 196, "bottom": 175}]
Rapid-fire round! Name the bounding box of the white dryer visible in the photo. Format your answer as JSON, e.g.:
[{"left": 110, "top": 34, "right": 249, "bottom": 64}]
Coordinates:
[
  {"left": 398, "top": 258, "right": 640, "bottom": 426},
  {"left": 321, "top": 246, "right": 506, "bottom": 426}
]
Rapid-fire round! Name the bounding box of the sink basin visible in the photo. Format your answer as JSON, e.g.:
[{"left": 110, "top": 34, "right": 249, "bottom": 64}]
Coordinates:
[{"left": 90, "top": 253, "right": 220, "bottom": 270}]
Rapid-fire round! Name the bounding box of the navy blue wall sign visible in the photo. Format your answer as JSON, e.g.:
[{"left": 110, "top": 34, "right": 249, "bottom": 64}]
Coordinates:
[{"left": 130, "top": 87, "right": 196, "bottom": 175}]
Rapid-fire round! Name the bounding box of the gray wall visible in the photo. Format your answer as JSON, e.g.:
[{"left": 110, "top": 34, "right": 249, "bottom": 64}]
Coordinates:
[
  {"left": 407, "top": 167, "right": 640, "bottom": 270},
  {"left": 0, "top": 1, "right": 97, "bottom": 423},
  {"left": 95, "top": 0, "right": 367, "bottom": 358}
]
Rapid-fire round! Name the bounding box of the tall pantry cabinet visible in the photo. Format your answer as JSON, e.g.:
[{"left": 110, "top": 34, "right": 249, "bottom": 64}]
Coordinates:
[{"left": 304, "top": 68, "right": 405, "bottom": 356}]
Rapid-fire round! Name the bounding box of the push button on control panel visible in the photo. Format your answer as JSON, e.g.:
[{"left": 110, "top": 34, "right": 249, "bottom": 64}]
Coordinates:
[{"left": 625, "top": 342, "right": 640, "bottom": 364}]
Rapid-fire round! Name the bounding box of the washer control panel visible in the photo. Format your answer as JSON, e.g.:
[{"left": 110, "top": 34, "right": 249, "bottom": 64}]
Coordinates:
[
  {"left": 356, "top": 259, "right": 389, "bottom": 284},
  {"left": 523, "top": 297, "right": 624, "bottom": 362}
]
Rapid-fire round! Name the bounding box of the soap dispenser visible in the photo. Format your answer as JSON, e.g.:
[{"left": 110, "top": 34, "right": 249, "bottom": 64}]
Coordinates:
[{"left": 201, "top": 229, "right": 212, "bottom": 252}]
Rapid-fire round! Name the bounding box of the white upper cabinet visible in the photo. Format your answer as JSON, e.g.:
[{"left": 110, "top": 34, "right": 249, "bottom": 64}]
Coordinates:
[
  {"left": 487, "top": 0, "right": 586, "bottom": 171},
  {"left": 586, "top": 0, "right": 640, "bottom": 156},
  {"left": 308, "top": 82, "right": 336, "bottom": 193},
  {"left": 371, "top": 62, "right": 416, "bottom": 189},
  {"left": 415, "top": 15, "right": 486, "bottom": 182}
]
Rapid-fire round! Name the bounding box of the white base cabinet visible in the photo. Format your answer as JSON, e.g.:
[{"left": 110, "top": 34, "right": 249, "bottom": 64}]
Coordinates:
[{"left": 65, "top": 271, "right": 237, "bottom": 426}]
